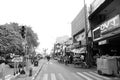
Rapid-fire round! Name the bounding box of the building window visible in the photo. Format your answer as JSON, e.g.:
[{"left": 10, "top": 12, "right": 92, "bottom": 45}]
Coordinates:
[{"left": 93, "top": 28, "right": 101, "bottom": 39}]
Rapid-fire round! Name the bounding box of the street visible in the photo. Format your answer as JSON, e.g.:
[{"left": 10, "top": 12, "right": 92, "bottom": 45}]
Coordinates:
[{"left": 35, "top": 59, "right": 120, "bottom": 80}]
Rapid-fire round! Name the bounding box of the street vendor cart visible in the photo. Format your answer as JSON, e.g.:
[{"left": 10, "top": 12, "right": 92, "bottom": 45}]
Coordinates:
[
  {"left": 97, "top": 56, "right": 120, "bottom": 76},
  {"left": 73, "top": 54, "right": 81, "bottom": 66},
  {"left": 73, "top": 53, "right": 86, "bottom": 68}
]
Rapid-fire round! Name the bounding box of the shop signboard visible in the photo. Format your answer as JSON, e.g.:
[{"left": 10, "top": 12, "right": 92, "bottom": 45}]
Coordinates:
[
  {"left": 100, "top": 15, "right": 120, "bottom": 34},
  {"left": 99, "top": 40, "right": 107, "bottom": 45},
  {"left": 93, "top": 15, "right": 120, "bottom": 41}
]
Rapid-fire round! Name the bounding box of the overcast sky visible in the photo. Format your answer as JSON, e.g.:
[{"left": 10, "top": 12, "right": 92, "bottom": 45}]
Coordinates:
[{"left": 0, "top": 0, "right": 93, "bottom": 53}]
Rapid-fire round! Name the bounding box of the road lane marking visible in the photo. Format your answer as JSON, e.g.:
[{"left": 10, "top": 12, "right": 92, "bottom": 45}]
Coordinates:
[
  {"left": 89, "top": 72, "right": 111, "bottom": 80},
  {"left": 77, "top": 72, "right": 93, "bottom": 80},
  {"left": 5, "top": 75, "right": 11, "bottom": 79},
  {"left": 71, "top": 73, "right": 84, "bottom": 80},
  {"left": 51, "top": 73, "right": 56, "bottom": 80},
  {"left": 42, "top": 74, "right": 48, "bottom": 80},
  {"left": 5, "top": 74, "right": 14, "bottom": 80},
  {"left": 83, "top": 72, "right": 103, "bottom": 80},
  {"left": 58, "top": 73, "right": 65, "bottom": 80}
]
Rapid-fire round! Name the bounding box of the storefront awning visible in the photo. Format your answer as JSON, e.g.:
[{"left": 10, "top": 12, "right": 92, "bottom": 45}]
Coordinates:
[{"left": 71, "top": 47, "right": 86, "bottom": 54}]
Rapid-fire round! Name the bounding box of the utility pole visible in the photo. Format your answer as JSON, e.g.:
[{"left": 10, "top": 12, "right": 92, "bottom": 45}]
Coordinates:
[
  {"left": 83, "top": 0, "right": 88, "bottom": 50},
  {"left": 84, "top": 0, "right": 91, "bottom": 67},
  {"left": 84, "top": 0, "right": 93, "bottom": 67}
]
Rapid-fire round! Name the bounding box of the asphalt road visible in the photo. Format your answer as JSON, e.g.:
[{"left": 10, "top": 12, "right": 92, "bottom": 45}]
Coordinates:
[{"left": 35, "top": 59, "right": 120, "bottom": 80}]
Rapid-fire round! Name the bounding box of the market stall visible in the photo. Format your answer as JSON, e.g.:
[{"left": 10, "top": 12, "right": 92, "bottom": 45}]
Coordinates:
[{"left": 71, "top": 47, "right": 87, "bottom": 68}]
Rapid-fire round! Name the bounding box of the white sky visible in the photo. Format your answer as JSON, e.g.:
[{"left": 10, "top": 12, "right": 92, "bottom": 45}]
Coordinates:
[{"left": 0, "top": 0, "right": 94, "bottom": 53}]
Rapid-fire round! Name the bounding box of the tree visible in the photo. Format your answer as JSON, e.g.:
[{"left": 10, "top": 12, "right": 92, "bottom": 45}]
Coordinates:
[
  {"left": 0, "top": 23, "right": 23, "bottom": 55},
  {"left": 25, "top": 27, "right": 39, "bottom": 55},
  {"left": 0, "top": 22, "right": 39, "bottom": 56}
]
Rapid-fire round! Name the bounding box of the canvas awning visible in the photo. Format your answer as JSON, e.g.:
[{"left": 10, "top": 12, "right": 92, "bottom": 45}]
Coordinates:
[{"left": 71, "top": 47, "right": 86, "bottom": 54}]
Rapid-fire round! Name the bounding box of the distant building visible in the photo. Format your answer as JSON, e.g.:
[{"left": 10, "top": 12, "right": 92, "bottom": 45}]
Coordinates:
[
  {"left": 71, "top": 6, "right": 87, "bottom": 49},
  {"left": 56, "top": 35, "right": 69, "bottom": 44}
]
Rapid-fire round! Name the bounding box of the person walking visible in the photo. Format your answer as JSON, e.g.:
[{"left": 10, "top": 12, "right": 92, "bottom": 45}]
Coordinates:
[
  {"left": 47, "top": 56, "right": 50, "bottom": 61},
  {"left": 69, "top": 54, "right": 73, "bottom": 64},
  {"left": 65, "top": 55, "right": 69, "bottom": 65}
]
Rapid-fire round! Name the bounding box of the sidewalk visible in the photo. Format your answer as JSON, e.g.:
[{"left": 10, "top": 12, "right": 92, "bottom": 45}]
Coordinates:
[{"left": 11, "top": 59, "right": 46, "bottom": 80}]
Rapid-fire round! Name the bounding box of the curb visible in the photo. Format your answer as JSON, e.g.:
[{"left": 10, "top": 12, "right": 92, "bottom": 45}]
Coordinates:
[
  {"left": 31, "top": 63, "right": 45, "bottom": 80},
  {"left": 10, "top": 73, "right": 20, "bottom": 80}
]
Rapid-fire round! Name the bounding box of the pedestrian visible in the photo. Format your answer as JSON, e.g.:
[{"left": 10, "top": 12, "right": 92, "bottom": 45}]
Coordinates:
[
  {"left": 93, "top": 53, "right": 100, "bottom": 66},
  {"left": 47, "top": 56, "right": 50, "bottom": 61},
  {"left": 69, "top": 55, "right": 73, "bottom": 64},
  {"left": 65, "top": 55, "right": 69, "bottom": 65}
]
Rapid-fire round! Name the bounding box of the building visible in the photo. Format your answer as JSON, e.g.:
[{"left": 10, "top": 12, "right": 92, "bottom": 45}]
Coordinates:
[
  {"left": 53, "top": 35, "right": 70, "bottom": 56},
  {"left": 89, "top": 0, "right": 120, "bottom": 56},
  {"left": 71, "top": 6, "right": 86, "bottom": 49},
  {"left": 71, "top": 4, "right": 94, "bottom": 67},
  {"left": 63, "top": 37, "right": 73, "bottom": 55},
  {"left": 56, "top": 35, "right": 69, "bottom": 44}
]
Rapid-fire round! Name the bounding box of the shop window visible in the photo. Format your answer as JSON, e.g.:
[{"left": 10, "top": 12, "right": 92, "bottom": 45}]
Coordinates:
[{"left": 93, "top": 28, "right": 101, "bottom": 39}]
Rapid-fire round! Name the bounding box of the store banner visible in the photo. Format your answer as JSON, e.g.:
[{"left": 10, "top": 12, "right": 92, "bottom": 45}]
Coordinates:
[
  {"left": 71, "top": 47, "right": 86, "bottom": 54},
  {"left": 100, "top": 15, "right": 120, "bottom": 34},
  {"left": 93, "top": 15, "right": 120, "bottom": 41}
]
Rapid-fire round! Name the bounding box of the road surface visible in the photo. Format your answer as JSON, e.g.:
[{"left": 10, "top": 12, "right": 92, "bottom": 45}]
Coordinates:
[{"left": 35, "top": 59, "right": 120, "bottom": 80}]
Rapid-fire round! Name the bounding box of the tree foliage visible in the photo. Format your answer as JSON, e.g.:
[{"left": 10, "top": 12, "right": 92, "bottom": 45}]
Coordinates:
[
  {"left": 25, "top": 26, "right": 39, "bottom": 55},
  {"left": 0, "top": 22, "right": 39, "bottom": 55}
]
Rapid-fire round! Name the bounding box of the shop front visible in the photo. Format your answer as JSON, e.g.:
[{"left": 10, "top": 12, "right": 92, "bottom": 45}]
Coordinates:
[
  {"left": 91, "top": 14, "right": 120, "bottom": 75},
  {"left": 88, "top": 0, "right": 120, "bottom": 75},
  {"left": 93, "top": 14, "right": 120, "bottom": 56},
  {"left": 71, "top": 31, "right": 89, "bottom": 67}
]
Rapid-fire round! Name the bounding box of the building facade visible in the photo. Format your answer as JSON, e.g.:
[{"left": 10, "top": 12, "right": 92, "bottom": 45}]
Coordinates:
[
  {"left": 71, "top": 6, "right": 86, "bottom": 48},
  {"left": 89, "top": 0, "right": 120, "bottom": 56},
  {"left": 71, "top": 5, "right": 94, "bottom": 67}
]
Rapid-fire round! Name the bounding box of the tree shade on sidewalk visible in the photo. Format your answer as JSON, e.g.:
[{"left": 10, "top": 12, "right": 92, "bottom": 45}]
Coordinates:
[{"left": 11, "top": 59, "right": 46, "bottom": 80}]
